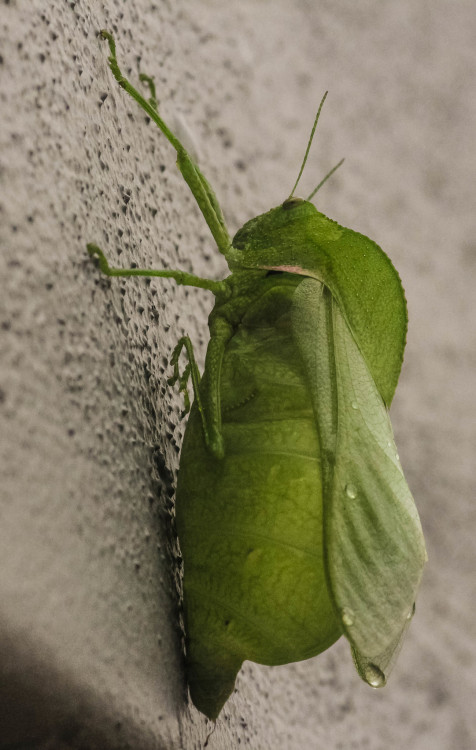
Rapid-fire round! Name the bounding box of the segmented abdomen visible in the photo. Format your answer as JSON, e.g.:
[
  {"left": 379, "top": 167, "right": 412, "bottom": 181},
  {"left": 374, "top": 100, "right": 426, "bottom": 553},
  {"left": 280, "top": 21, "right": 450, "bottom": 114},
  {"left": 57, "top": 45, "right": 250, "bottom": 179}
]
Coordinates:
[{"left": 175, "top": 280, "right": 342, "bottom": 719}]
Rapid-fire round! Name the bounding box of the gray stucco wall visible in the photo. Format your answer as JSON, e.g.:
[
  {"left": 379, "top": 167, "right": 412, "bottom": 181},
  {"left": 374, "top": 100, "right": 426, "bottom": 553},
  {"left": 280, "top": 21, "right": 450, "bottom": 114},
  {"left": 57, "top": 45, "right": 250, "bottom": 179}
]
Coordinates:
[{"left": 1, "top": 1, "right": 475, "bottom": 748}]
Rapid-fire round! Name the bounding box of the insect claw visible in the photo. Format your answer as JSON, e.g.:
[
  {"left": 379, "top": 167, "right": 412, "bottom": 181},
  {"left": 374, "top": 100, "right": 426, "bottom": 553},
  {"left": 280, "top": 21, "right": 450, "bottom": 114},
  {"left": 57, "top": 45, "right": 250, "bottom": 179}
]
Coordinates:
[
  {"left": 86, "top": 243, "right": 111, "bottom": 275},
  {"left": 139, "top": 73, "right": 158, "bottom": 111}
]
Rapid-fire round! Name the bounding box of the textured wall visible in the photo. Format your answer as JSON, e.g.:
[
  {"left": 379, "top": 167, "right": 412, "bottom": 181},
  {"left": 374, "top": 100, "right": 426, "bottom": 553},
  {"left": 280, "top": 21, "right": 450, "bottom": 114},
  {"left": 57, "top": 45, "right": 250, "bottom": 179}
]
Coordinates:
[{"left": 1, "top": 1, "right": 475, "bottom": 748}]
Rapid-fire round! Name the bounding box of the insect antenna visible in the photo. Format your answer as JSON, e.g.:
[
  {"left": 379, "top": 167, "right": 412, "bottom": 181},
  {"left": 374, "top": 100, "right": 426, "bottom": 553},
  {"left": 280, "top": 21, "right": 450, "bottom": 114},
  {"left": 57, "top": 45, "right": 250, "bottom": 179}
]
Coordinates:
[
  {"left": 287, "top": 91, "right": 328, "bottom": 200},
  {"left": 306, "top": 157, "right": 345, "bottom": 201}
]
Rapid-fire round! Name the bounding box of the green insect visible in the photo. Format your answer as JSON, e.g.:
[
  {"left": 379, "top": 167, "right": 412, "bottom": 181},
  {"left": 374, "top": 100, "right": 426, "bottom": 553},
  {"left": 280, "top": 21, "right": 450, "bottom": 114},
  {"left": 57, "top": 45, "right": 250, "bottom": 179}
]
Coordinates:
[{"left": 88, "top": 32, "right": 427, "bottom": 720}]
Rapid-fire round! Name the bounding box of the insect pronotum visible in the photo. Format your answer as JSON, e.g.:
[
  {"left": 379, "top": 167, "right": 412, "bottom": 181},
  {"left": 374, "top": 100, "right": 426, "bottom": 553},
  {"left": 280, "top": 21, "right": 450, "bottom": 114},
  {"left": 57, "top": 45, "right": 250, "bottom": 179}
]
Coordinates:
[{"left": 88, "top": 31, "right": 427, "bottom": 720}]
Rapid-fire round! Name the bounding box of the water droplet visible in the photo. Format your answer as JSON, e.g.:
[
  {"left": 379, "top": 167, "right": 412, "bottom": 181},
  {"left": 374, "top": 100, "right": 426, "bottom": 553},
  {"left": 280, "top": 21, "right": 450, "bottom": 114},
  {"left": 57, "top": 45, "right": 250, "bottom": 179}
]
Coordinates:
[
  {"left": 406, "top": 602, "right": 416, "bottom": 620},
  {"left": 351, "top": 400, "right": 359, "bottom": 410},
  {"left": 395, "top": 452, "right": 400, "bottom": 461},
  {"left": 364, "top": 663, "right": 386, "bottom": 688},
  {"left": 341, "top": 607, "right": 354, "bottom": 626},
  {"left": 345, "top": 483, "right": 357, "bottom": 499}
]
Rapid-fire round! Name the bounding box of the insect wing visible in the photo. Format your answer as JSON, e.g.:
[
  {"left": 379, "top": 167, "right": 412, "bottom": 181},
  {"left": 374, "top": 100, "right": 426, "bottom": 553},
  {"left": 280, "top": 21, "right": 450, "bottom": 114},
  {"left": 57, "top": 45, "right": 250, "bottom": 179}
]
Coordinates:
[
  {"left": 292, "top": 278, "right": 426, "bottom": 682},
  {"left": 350, "top": 602, "right": 415, "bottom": 688}
]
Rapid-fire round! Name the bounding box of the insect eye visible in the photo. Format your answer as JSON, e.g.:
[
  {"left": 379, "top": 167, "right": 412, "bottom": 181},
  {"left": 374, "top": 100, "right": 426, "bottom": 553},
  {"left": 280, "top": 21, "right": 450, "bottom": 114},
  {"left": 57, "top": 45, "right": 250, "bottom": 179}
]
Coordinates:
[{"left": 282, "top": 197, "right": 304, "bottom": 210}]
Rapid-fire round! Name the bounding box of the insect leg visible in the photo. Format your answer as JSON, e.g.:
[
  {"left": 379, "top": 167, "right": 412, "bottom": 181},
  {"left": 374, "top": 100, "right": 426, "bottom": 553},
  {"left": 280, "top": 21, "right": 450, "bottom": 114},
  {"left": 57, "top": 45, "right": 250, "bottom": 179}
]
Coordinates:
[
  {"left": 168, "top": 336, "right": 202, "bottom": 420},
  {"left": 87, "top": 244, "right": 226, "bottom": 295},
  {"left": 88, "top": 243, "right": 229, "bottom": 458},
  {"left": 168, "top": 317, "right": 231, "bottom": 458},
  {"left": 169, "top": 331, "right": 229, "bottom": 460},
  {"left": 138, "top": 73, "right": 158, "bottom": 111},
  {"left": 99, "top": 31, "right": 231, "bottom": 255},
  {"left": 197, "top": 314, "right": 234, "bottom": 460}
]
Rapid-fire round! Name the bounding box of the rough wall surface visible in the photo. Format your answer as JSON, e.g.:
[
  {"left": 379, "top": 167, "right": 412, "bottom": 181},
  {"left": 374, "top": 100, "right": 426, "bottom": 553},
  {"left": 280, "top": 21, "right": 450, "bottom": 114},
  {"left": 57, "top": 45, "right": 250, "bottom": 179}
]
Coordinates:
[{"left": 1, "top": 1, "right": 475, "bottom": 748}]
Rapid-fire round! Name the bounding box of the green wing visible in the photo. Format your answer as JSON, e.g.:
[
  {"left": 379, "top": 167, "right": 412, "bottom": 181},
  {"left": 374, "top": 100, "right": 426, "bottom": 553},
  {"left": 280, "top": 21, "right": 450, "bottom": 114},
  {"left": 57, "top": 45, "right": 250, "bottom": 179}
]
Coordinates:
[{"left": 292, "top": 278, "right": 426, "bottom": 684}]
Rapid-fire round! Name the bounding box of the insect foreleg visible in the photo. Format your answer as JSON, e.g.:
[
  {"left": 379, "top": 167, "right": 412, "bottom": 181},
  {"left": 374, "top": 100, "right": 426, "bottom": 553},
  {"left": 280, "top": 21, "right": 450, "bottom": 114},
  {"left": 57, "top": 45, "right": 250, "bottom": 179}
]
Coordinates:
[
  {"left": 86, "top": 244, "right": 225, "bottom": 295},
  {"left": 99, "top": 31, "right": 230, "bottom": 255},
  {"left": 138, "top": 73, "right": 158, "bottom": 111}
]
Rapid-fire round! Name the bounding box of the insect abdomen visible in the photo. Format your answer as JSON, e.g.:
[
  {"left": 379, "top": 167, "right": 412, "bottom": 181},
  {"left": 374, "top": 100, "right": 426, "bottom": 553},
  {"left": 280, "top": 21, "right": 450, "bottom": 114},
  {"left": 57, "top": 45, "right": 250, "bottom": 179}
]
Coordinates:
[{"left": 175, "top": 281, "right": 342, "bottom": 719}]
